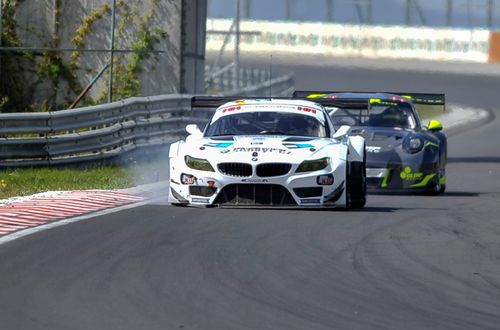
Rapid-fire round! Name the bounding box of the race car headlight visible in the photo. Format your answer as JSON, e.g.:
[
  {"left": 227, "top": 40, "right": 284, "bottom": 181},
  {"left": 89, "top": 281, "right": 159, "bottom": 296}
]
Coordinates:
[
  {"left": 296, "top": 157, "right": 330, "bottom": 173},
  {"left": 403, "top": 137, "right": 424, "bottom": 153},
  {"left": 185, "top": 156, "right": 214, "bottom": 172}
]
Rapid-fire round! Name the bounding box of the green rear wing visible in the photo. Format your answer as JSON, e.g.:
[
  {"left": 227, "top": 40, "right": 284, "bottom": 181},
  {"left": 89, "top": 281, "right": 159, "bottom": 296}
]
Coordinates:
[{"left": 293, "top": 90, "right": 446, "bottom": 115}]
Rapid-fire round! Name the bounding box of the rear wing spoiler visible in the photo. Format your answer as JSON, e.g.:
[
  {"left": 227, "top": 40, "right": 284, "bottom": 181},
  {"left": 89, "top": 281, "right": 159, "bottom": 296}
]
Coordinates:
[
  {"left": 191, "top": 96, "right": 369, "bottom": 110},
  {"left": 191, "top": 96, "right": 245, "bottom": 109},
  {"left": 293, "top": 90, "right": 446, "bottom": 115},
  {"left": 293, "top": 91, "right": 445, "bottom": 106}
]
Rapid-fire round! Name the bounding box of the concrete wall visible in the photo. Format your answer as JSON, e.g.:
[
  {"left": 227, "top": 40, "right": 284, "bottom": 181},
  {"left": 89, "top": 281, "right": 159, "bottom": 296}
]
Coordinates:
[
  {"left": 59, "top": 0, "right": 182, "bottom": 99},
  {"left": 1, "top": 0, "right": 206, "bottom": 111}
]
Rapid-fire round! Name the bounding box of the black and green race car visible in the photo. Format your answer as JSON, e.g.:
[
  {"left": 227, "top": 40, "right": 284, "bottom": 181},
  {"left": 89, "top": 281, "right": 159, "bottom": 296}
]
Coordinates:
[{"left": 294, "top": 91, "right": 447, "bottom": 194}]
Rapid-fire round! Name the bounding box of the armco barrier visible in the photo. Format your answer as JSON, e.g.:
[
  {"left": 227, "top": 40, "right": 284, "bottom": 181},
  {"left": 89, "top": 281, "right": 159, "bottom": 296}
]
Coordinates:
[
  {"left": 0, "top": 71, "right": 294, "bottom": 168},
  {"left": 207, "top": 19, "right": 499, "bottom": 63}
]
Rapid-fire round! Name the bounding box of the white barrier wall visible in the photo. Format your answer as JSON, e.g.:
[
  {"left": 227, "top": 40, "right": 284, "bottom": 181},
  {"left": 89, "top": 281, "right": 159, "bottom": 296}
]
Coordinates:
[{"left": 206, "top": 19, "right": 491, "bottom": 63}]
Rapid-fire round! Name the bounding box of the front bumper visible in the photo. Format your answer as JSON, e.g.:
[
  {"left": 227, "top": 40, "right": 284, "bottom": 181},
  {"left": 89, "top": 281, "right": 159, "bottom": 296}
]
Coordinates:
[
  {"left": 366, "top": 163, "right": 442, "bottom": 191},
  {"left": 169, "top": 161, "right": 347, "bottom": 207}
]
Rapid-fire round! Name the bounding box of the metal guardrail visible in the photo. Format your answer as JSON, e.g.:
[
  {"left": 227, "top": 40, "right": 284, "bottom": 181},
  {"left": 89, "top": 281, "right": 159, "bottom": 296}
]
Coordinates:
[{"left": 0, "top": 70, "right": 294, "bottom": 167}]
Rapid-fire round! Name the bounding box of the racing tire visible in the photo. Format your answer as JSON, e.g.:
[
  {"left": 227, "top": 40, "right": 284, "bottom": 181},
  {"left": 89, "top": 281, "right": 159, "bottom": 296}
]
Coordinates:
[
  {"left": 348, "top": 160, "right": 367, "bottom": 208},
  {"left": 426, "top": 171, "right": 446, "bottom": 195},
  {"left": 426, "top": 156, "right": 446, "bottom": 195},
  {"left": 344, "top": 162, "right": 351, "bottom": 210},
  {"left": 439, "top": 184, "right": 446, "bottom": 194}
]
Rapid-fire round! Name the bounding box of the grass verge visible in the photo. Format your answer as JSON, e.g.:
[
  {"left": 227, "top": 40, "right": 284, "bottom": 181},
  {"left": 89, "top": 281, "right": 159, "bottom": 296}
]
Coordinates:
[{"left": 0, "top": 160, "right": 168, "bottom": 200}]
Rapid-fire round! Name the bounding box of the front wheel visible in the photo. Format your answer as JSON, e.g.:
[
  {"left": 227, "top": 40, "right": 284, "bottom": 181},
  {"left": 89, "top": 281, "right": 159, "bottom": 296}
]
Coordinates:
[
  {"left": 426, "top": 155, "right": 446, "bottom": 195},
  {"left": 426, "top": 170, "right": 446, "bottom": 195},
  {"left": 347, "top": 157, "right": 367, "bottom": 209}
]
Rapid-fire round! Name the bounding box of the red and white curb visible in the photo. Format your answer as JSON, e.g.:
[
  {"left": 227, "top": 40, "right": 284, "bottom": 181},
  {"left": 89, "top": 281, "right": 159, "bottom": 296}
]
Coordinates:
[{"left": 0, "top": 190, "right": 144, "bottom": 236}]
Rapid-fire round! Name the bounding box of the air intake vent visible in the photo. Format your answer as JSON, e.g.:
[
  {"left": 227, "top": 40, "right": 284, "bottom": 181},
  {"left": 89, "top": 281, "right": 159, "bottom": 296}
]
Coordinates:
[
  {"left": 293, "top": 187, "right": 323, "bottom": 198},
  {"left": 256, "top": 163, "right": 292, "bottom": 177},
  {"left": 214, "top": 184, "right": 297, "bottom": 206},
  {"left": 217, "top": 163, "right": 252, "bottom": 177},
  {"left": 189, "top": 186, "right": 217, "bottom": 197}
]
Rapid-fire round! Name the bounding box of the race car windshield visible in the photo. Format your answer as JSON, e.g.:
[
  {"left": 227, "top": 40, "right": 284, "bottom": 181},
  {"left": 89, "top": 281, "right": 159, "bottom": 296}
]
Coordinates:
[
  {"left": 329, "top": 103, "right": 418, "bottom": 129},
  {"left": 205, "top": 111, "right": 328, "bottom": 137}
]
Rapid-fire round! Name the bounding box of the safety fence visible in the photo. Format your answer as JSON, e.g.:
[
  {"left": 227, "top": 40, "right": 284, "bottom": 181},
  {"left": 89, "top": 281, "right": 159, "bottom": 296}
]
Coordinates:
[
  {"left": 206, "top": 18, "right": 500, "bottom": 63},
  {"left": 0, "top": 69, "right": 294, "bottom": 168}
]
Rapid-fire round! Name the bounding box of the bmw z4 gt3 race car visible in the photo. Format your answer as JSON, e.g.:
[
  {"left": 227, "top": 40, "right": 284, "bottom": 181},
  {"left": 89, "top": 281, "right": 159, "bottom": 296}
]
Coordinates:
[
  {"left": 294, "top": 91, "right": 447, "bottom": 194},
  {"left": 168, "top": 97, "right": 367, "bottom": 208}
]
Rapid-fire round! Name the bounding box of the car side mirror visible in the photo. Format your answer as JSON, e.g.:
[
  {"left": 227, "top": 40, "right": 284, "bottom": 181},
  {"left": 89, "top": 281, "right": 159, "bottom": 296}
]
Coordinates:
[
  {"left": 332, "top": 125, "right": 351, "bottom": 139},
  {"left": 186, "top": 124, "right": 202, "bottom": 136},
  {"left": 426, "top": 119, "right": 443, "bottom": 132}
]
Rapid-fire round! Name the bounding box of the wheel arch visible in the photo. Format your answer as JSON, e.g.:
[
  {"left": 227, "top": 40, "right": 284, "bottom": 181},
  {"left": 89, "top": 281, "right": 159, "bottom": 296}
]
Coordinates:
[{"left": 347, "top": 135, "right": 365, "bottom": 163}]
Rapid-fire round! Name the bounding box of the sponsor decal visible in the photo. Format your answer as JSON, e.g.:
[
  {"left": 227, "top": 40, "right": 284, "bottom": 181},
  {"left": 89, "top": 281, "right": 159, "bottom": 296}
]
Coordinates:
[
  {"left": 283, "top": 143, "right": 315, "bottom": 149},
  {"left": 306, "top": 93, "right": 326, "bottom": 98},
  {"left": 366, "top": 146, "right": 382, "bottom": 153},
  {"left": 222, "top": 106, "right": 242, "bottom": 113},
  {"left": 204, "top": 142, "right": 234, "bottom": 148},
  {"left": 251, "top": 142, "right": 263, "bottom": 145},
  {"left": 181, "top": 174, "right": 197, "bottom": 185},
  {"left": 252, "top": 157, "right": 258, "bottom": 161},
  {"left": 191, "top": 197, "right": 210, "bottom": 204},
  {"left": 220, "top": 149, "right": 230, "bottom": 154},
  {"left": 241, "top": 178, "right": 269, "bottom": 183},
  {"left": 232, "top": 147, "right": 291, "bottom": 154},
  {"left": 317, "top": 174, "right": 334, "bottom": 185},
  {"left": 369, "top": 98, "right": 399, "bottom": 106},
  {"left": 400, "top": 166, "right": 423, "bottom": 181},
  {"left": 296, "top": 106, "right": 317, "bottom": 114},
  {"left": 300, "top": 199, "right": 321, "bottom": 204}
]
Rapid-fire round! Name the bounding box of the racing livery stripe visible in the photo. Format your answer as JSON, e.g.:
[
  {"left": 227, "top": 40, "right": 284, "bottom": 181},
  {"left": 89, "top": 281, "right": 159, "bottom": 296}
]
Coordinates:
[{"left": 0, "top": 190, "right": 143, "bottom": 236}]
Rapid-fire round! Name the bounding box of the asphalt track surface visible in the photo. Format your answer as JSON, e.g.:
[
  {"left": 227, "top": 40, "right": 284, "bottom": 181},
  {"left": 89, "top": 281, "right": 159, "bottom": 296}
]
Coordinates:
[{"left": 1, "top": 58, "right": 500, "bottom": 329}]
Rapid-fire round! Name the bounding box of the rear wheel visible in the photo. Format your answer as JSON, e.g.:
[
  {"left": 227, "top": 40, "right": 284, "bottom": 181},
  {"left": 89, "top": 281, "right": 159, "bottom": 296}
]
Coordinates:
[{"left": 347, "top": 152, "right": 367, "bottom": 209}]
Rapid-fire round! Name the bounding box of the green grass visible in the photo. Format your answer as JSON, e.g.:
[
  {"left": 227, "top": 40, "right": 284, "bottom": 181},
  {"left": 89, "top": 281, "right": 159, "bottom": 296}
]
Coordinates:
[{"left": 0, "top": 160, "right": 169, "bottom": 200}]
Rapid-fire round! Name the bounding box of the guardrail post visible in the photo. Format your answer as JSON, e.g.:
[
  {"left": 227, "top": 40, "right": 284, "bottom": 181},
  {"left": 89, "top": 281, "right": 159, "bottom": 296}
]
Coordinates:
[{"left": 108, "top": 0, "right": 117, "bottom": 103}]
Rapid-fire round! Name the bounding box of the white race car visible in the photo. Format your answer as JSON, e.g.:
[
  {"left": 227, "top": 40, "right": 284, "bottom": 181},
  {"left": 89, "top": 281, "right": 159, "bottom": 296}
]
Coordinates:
[{"left": 168, "top": 97, "right": 367, "bottom": 208}]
